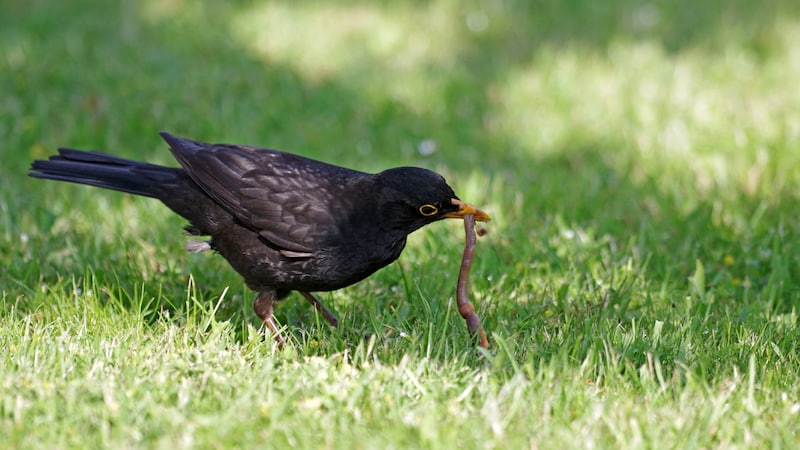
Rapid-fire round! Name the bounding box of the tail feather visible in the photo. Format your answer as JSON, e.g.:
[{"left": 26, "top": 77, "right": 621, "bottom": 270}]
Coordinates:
[{"left": 29, "top": 149, "right": 179, "bottom": 198}]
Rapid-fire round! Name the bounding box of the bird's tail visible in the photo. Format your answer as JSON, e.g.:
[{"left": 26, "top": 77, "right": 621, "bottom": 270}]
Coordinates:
[{"left": 29, "top": 148, "right": 181, "bottom": 198}]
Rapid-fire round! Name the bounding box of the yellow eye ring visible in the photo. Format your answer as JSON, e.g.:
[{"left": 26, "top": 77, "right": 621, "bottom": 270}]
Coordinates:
[{"left": 419, "top": 204, "right": 438, "bottom": 216}]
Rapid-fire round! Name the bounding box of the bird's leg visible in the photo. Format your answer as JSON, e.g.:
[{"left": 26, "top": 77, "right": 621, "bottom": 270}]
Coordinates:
[
  {"left": 299, "top": 291, "right": 339, "bottom": 327},
  {"left": 253, "top": 291, "right": 285, "bottom": 346}
]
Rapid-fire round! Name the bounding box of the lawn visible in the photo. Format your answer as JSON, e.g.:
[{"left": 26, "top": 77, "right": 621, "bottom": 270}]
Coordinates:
[{"left": 2, "top": 0, "right": 799, "bottom": 448}]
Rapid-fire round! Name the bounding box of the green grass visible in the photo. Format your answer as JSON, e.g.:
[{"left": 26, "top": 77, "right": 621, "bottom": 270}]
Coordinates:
[{"left": 2, "top": 0, "right": 800, "bottom": 448}]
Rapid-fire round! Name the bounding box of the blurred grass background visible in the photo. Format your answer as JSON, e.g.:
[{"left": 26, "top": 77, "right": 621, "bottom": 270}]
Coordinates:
[{"left": 2, "top": 0, "right": 800, "bottom": 448}]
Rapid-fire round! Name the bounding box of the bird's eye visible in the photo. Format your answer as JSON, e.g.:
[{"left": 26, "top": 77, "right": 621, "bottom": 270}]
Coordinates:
[{"left": 419, "top": 204, "right": 439, "bottom": 216}]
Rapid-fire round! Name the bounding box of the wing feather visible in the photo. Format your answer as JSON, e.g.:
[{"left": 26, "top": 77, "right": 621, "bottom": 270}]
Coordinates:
[{"left": 162, "top": 133, "right": 366, "bottom": 255}]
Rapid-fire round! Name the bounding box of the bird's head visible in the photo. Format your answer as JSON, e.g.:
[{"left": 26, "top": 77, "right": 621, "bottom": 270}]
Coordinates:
[{"left": 372, "top": 167, "right": 491, "bottom": 236}]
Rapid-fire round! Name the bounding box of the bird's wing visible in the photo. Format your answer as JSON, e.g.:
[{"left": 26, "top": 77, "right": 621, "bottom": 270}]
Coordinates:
[{"left": 162, "top": 133, "right": 364, "bottom": 254}]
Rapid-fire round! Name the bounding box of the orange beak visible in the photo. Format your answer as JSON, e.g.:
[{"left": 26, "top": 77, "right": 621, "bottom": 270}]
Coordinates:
[{"left": 443, "top": 198, "right": 491, "bottom": 222}]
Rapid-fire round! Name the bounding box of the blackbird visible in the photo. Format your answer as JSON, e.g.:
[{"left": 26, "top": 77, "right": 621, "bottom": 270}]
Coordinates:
[{"left": 30, "top": 132, "right": 491, "bottom": 341}]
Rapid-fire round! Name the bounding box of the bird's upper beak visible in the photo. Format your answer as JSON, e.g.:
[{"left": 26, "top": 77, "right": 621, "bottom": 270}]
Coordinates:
[{"left": 443, "top": 198, "right": 491, "bottom": 222}]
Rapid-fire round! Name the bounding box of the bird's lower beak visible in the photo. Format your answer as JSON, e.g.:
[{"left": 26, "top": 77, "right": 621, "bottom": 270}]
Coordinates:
[{"left": 443, "top": 198, "right": 491, "bottom": 222}]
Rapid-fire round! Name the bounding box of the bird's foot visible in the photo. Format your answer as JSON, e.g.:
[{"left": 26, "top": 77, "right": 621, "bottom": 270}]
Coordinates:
[
  {"left": 261, "top": 316, "right": 285, "bottom": 348},
  {"left": 254, "top": 291, "right": 285, "bottom": 347},
  {"left": 300, "top": 291, "right": 339, "bottom": 327}
]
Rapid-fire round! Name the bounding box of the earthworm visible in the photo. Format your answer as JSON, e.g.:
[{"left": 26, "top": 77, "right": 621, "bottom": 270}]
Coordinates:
[{"left": 457, "top": 214, "right": 489, "bottom": 349}]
